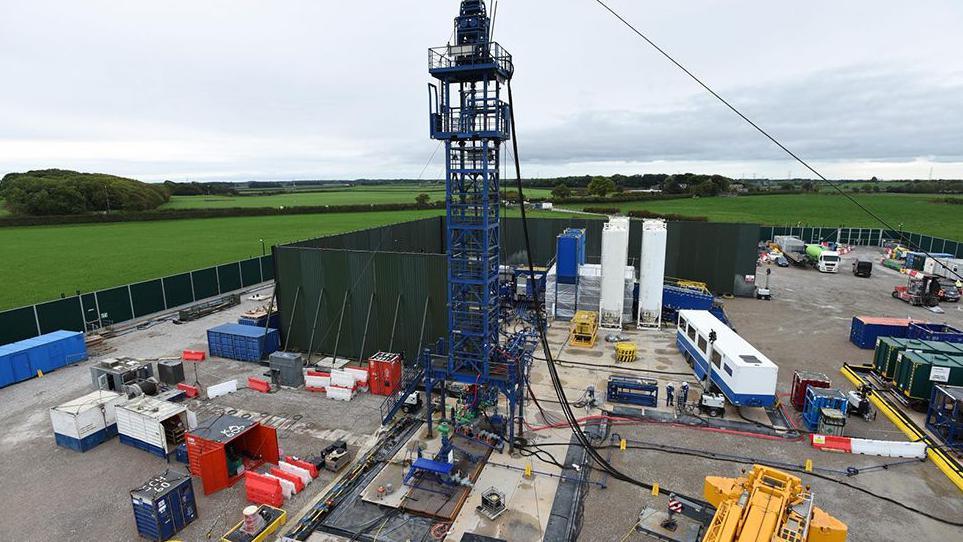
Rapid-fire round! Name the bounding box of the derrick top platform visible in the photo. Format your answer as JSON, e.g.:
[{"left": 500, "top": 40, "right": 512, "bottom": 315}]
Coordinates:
[{"left": 428, "top": 42, "right": 513, "bottom": 82}]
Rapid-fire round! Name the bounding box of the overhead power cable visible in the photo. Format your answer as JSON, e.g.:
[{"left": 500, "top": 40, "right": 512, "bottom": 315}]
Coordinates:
[
  {"left": 591, "top": 0, "right": 963, "bottom": 282},
  {"left": 506, "top": 79, "right": 707, "bottom": 506}
]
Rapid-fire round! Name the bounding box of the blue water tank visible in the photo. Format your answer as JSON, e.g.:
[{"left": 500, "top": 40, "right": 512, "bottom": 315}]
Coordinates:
[
  {"left": 130, "top": 470, "right": 197, "bottom": 541},
  {"left": 0, "top": 330, "right": 87, "bottom": 388},
  {"left": 207, "top": 323, "right": 280, "bottom": 362},
  {"left": 556, "top": 228, "right": 586, "bottom": 284}
]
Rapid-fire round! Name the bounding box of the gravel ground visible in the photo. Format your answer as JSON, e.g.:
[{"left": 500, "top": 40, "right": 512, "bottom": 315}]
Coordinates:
[
  {"left": 2, "top": 246, "right": 962, "bottom": 542},
  {"left": 0, "top": 288, "right": 383, "bottom": 542},
  {"left": 575, "top": 247, "right": 963, "bottom": 542}
]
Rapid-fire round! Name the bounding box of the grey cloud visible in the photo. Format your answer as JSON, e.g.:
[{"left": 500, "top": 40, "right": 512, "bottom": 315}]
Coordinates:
[{"left": 520, "top": 67, "right": 963, "bottom": 166}]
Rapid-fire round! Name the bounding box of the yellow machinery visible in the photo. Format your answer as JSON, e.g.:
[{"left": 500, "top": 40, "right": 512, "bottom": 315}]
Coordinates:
[
  {"left": 221, "top": 505, "right": 287, "bottom": 542},
  {"left": 569, "top": 311, "right": 598, "bottom": 347},
  {"left": 665, "top": 276, "right": 711, "bottom": 295},
  {"left": 615, "top": 342, "right": 638, "bottom": 363},
  {"left": 702, "top": 465, "right": 847, "bottom": 542}
]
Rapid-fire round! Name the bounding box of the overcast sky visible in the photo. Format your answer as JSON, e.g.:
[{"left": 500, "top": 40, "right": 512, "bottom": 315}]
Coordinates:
[{"left": 2, "top": 0, "right": 963, "bottom": 181}]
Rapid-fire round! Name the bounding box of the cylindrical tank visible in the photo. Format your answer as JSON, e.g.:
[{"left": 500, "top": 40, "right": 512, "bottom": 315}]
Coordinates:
[
  {"left": 600, "top": 217, "right": 630, "bottom": 328},
  {"left": 805, "top": 244, "right": 824, "bottom": 259},
  {"left": 638, "top": 219, "right": 667, "bottom": 328}
]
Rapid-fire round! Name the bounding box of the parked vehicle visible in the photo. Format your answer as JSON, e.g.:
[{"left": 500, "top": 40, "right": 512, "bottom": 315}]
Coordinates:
[
  {"left": 852, "top": 259, "right": 872, "bottom": 278},
  {"left": 892, "top": 274, "right": 941, "bottom": 307},
  {"left": 937, "top": 279, "right": 961, "bottom": 303},
  {"left": 775, "top": 255, "right": 789, "bottom": 267},
  {"left": 805, "top": 244, "right": 840, "bottom": 273}
]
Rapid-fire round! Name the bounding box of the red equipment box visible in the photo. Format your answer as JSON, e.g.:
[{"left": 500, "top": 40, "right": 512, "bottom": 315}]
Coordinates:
[
  {"left": 368, "top": 352, "right": 402, "bottom": 396},
  {"left": 186, "top": 415, "right": 280, "bottom": 495},
  {"left": 790, "top": 370, "right": 831, "bottom": 411}
]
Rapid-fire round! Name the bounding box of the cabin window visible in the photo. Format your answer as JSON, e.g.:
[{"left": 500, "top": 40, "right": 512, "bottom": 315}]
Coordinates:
[
  {"left": 678, "top": 316, "right": 687, "bottom": 330},
  {"left": 698, "top": 335, "right": 707, "bottom": 353},
  {"left": 687, "top": 325, "right": 696, "bottom": 341},
  {"left": 724, "top": 363, "right": 733, "bottom": 376},
  {"left": 712, "top": 350, "right": 722, "bottom": 368}
]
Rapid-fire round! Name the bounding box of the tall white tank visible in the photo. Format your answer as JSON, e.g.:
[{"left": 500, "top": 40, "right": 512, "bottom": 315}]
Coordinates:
[
  {"left": 599, "top": 217, "right": 630, "bottom": 328},
  {"left": 637, "top": 219, "right": 667, "bottom": 328}
]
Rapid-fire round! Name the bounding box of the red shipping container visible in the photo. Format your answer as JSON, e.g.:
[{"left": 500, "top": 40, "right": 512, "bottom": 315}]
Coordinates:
[
  {"left": 368, "top": 352, "right": 402, "bottom": 396},
  {"left": 186, "top": 415, "right": 280, "bottom": 495},
  {"left": 790, "top": 370, "right": 831, "bottom": 411}
]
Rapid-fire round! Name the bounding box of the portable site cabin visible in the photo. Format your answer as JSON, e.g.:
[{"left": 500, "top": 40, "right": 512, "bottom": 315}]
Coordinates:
[
  {"left": 186, "top": 415, "right": 280, "bottom": 495},
  {"left": 50, "top": 390, "right": 126, "bottom": 452},
  {"left": 117, "top": 396, "right": 195, "bottom": 458}
]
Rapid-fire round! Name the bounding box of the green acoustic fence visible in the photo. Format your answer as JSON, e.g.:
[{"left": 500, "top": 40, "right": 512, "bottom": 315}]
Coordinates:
[
  {"left": 759, "top": 226, "right": 963, "bottom": 258},
  {"left": 0, "top": 255, "right": 274, "bottom": 346},
  {"left": 274, "top": 246, "right": 448, "bottom": 365}
]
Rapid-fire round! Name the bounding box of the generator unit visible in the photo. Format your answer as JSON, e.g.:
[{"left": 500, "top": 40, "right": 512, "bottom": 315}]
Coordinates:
[
  {"left": 90, "top": 358, "right": 154, "bottom": 392},
  {"left": 606, "top": 375, "right": 658, "bottom": 407},
  {"left": 926, "top": 385, "right": 963, "bottom": 453},
  {"left": 269, "top": 352, "right": 305, "bottom": 388},
  {"left": 157, "top": 360, "right": 185, "bottom": 386}
]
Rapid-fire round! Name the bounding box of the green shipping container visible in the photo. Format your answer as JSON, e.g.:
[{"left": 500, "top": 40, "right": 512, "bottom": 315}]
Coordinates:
[
  {"left": 889, "top": 339, "right": 943, "bottom": 384},
  {"left": 873, "top": 337, "right": 907, "bottom": 378},
  {"left": 897, "top": 352, "right": 963, "bottom": 401}
]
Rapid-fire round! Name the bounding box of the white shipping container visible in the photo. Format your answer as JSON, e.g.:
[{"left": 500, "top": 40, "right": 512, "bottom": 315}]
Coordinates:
[
  {"left": 638, "top": 219, "right": 667, "bottom": 328},
  {"left": 116, "top": 396, "right": 191, "bottom": 456},
  {"left": 600, "top": 217, "right": 630, "bottom": 328},
  {"left": 50, "top": 390, "right": 126, "bottom": 440},
  {"left": 924, "top": 257, "right": 962, "bottom": 278}
]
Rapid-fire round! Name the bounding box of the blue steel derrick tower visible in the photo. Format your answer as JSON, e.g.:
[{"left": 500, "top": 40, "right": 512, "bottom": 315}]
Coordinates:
[
  {"left": 423, "top": 1, "right": 525, "bottom": 444},
  {"left": 429, "top": 0, "right": 511, "bottom": 383}
]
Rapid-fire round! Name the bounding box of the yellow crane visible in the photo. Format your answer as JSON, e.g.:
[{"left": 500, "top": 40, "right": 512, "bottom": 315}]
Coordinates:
[{"left": 702, "top": 465, "right": 847, "bottom": 542}]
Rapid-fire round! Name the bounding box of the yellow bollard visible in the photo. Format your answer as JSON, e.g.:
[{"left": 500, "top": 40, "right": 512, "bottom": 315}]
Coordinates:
[
  {"left": 651, "top": 483, "right": 659, "bottom": 496},
  {"left": 620, "top": 438, "right": 627, "bottom": 451},
  {"left": 524, "top": 463, "right": 533, "bottom": 479},
  {"left": 804, "top": 459, "right": 813, "bottom": 472}
]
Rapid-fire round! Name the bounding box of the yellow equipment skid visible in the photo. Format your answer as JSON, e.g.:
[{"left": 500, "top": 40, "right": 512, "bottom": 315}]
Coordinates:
[{"left": 702, "top": 465, "right": 846, "bottom": 542}]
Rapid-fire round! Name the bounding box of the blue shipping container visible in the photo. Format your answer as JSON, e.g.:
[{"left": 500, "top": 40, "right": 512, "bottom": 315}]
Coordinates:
[
  {"left": 207, "top": 323, "right": 279, "bottom": 362},
  {"left": 239, "top": 312, "right": 281, "bottom": 329},
  {"left": 0, "top": 330, "right": 87, "bottom": 388},
  {"left": 849, "top": 316, "right": 914, "bottom": 349},
  {"left": 556, "top": 229, "right": 586, "bottom": 284},
  {"left": 907, "top": 322, "right": 963, "bottom": 344},
  {"left": 662, "top": 285, "right": 714, "bottom": 311},
  {"left": 131, "top": 470, "right": 197, "bottom": 542}
]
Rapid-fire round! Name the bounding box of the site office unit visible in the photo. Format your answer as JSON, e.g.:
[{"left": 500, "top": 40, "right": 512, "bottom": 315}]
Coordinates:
[
  {"left": 186, "top": 415, "right": 279, "bottom": 495},
  {"left": 117, "top": 396, "right": 195, "bottom": 459}
]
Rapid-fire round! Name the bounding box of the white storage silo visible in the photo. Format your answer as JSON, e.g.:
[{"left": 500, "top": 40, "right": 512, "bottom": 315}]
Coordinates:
[
  {"left": 638, "top": 219, "right": 667, "bottom": 328},
  {"left": 599, "top": 217, "right": 630, "bottom": 328}
]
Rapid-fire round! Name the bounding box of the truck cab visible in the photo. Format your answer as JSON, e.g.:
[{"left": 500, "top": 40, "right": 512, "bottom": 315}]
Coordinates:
[{"left": 816, "top": 251, "right": 840, "bottom": 272}]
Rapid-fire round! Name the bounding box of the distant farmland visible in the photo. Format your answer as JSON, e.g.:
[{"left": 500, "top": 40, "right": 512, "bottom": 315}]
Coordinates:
[
  {"left": 570, "top": 193, "right": 963, "bottom": 241},
  {"left": 161, "top": 184, "right": 554, "bottom": 209}
]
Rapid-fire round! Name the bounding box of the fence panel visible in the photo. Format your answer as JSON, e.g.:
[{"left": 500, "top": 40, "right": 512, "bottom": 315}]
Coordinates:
[
  {"left": 240, "top": 258, "right": 263, "bottom": 287},
  {"left": 163, "top": 273, "right": 194, "bottom": 309},
  {"left": 131, "top": 279, "right": 167, "bottom": 318},
  {"left": 96, "top": 286, "right": 134, "bottom": 325},
  {"left": 0, "top": 307, "right": 39, "bottom": 343},
  {"left": 191, "top": 267, "right": 219, "bottom": 299},
  {"left": 36, "top": 297, "right": 85, "bottom": 334},
  {"left": 217, "top": 263, "right": 242, "bottom": 293}
]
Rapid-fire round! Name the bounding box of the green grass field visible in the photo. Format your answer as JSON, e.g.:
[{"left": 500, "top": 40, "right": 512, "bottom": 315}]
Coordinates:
[
  {"left": 161, "top": 184, "right": 554, "bottom": 209},
  {"left": 570, "top": 193, "right": 963, "bottom": 240},
  {"left": 0, "top": 210, "right": 444, "bottom": 310}
]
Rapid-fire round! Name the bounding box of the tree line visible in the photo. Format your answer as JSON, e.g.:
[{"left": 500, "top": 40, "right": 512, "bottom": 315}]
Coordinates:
[{"left": 0, "top": 169, "right": 170, "bottom": 216}]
